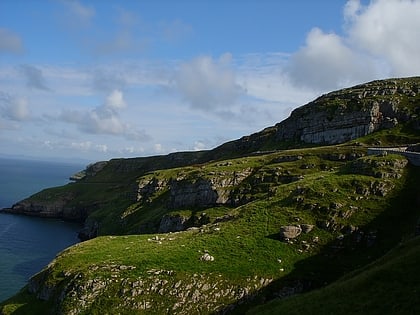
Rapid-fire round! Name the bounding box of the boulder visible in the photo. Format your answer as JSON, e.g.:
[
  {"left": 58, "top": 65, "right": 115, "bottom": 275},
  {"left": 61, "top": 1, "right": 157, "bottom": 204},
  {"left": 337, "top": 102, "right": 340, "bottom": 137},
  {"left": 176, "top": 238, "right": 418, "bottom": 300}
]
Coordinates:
[
  {"left": 300, "top": 224, "right": 314, "bottom": 234},
  {"left": 158, "top": 214, "right": 188, "bottom": 233},
  {"left": 200, "top": 253, "right": 214, "bottom": 261},
  {"left": 280, "top": 225, "right": 302, "bottom": 239}
]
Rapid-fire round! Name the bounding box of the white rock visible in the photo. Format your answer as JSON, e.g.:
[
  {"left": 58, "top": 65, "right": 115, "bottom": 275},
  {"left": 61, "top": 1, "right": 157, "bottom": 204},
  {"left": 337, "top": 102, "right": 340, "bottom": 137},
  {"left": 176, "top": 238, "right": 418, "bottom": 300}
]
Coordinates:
[{"left": 200, "top": 253, "right": 214, "bottom": 261}]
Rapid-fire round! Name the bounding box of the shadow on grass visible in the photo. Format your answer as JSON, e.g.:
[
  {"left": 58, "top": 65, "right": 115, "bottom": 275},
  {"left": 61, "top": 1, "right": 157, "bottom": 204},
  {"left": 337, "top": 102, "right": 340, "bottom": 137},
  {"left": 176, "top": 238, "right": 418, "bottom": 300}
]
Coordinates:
[
  {"left": 216, "top": 165, "right": 420, "bottom": 315},
  {"left": 0, "top": 290, "right": 53, "bottom": 315}
]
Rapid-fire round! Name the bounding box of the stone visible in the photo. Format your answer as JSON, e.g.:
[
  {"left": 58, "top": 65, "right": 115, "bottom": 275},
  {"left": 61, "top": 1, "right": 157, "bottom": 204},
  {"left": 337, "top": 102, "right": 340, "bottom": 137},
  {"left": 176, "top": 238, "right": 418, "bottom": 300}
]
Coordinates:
[
  {"left": 200, "top": 253, "right": 214, "bottom": 261},
  {"left": 300, "top": 224, "right": 314, "bottom": 234},
  {"left": 279, "top": 225, "right": 302, "bottom": 239},
  {"left": 158, "top": 214, "right": 188, "bottom": 233}
]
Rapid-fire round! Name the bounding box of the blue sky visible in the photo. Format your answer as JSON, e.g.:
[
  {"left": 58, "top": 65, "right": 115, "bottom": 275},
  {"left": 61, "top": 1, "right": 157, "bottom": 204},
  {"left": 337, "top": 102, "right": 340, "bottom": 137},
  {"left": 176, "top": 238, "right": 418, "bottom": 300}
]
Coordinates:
[{"left": 1, "top": 0, "right": 419, "bottom": 162}]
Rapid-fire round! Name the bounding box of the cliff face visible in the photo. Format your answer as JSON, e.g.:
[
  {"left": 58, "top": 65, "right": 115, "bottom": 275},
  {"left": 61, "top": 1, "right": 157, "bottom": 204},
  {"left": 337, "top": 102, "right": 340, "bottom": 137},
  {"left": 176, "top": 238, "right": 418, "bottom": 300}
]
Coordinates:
[
  {"left": 2, "top": 191, "right": 84, "bottom": 220},
  {"left": 275, "top": 78, "right": 418, "bottom": 143},
  {"left": 137, "top": 167, "right": 253, "bottom": 209},
  {"left": 215, "top": 77, "right": 420, "bottom": 154}
]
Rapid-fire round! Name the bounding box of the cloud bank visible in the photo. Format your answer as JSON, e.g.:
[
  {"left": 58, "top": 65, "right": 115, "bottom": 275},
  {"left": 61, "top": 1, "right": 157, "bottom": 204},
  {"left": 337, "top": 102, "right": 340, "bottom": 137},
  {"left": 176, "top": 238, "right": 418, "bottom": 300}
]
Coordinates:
[
  {"left": 59, "top": 89, "right": 150, "bottom": 141},
  {"left": 288, "top": 0, "right": 420, "bottom": 91},
  {"left": 174, "top": 54, "right": 244, "bottom": 112}
]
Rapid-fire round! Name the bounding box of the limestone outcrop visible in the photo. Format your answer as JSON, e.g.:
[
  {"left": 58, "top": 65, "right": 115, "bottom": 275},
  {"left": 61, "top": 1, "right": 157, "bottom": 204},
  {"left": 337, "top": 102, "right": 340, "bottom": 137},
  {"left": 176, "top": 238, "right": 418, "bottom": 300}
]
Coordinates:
[
  {"left": 136, "top": 168, "right": 254, "bottom": 210},
  {"left": 27, "top": 264, "right": 272, "bottom": 315},
  {"left": 2, "top": 192, "right": 83, "bottom": 220},
  {"left": 214, "top": 77, "right": 420, "bottom": 155}
]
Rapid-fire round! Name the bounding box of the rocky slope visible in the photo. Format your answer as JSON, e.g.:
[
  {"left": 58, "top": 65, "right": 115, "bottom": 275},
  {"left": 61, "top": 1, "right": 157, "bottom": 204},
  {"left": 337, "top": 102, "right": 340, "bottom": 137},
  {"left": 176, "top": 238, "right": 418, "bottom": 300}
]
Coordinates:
[
  {"left": 2, "top": 144, "right": 419, "bottom": 315},
  {"left": 214, "top": 77, "right": 420, "bottom": 155},
  {"left": 3, "top": 77, "right": 420, "bottom": 225},
  {"left": 1, "top": 77, "right": 420, "bottom": 314}
]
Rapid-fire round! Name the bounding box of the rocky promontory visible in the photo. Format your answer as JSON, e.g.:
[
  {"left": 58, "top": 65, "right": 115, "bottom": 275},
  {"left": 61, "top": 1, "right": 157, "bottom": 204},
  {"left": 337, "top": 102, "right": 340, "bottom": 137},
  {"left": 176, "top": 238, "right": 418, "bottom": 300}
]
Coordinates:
[{"left": 2, "top": 77, "right": 420, "bottom": 231}]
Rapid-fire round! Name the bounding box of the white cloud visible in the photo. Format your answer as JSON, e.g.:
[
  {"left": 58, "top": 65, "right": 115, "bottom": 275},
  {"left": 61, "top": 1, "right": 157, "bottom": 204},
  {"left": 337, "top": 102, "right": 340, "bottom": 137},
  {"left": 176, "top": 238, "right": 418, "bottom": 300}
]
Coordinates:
[
  {"left": 0, "top": 93, "right": 30, "bottom": 121},
  {"left": 174, "top": 54, "right": 244, "bottom": 111},
  {"left": 71, "top": 141, "right": 92, "bottom": 151},
  {"left": 238, "top": 53, "right": 317, "bottom": 105},
  {"left": 287, "top": 0, "right": 420, "bottom": 91},
  {"left": 346, "top": 0, "right": 420, "bottom": 76},
  {"left": 59, "top": 89, "right": 151, "bottom": 141},
  {"left": 288, "top": 27, "right": 375, "bottom": 90},
  {"left": 193, "top": 141, "right": 207, "bottom": 151},
  {"left": 0, "top": 28, "right": 23, "bottom": 54},
  {"left": 19, "top": 64, "right": 51, "bottom": 91},
  {"left": 95, "top": 144, "right": 108, "bottom": 153},
  {"left": 105, "top": 89, "right": 126, "bottom": 110},
  {"left": 153, "top": 143, "right": 164, "bottom": 153},
  {"left": 69, "top": 142, "right": 107, "bottom": 153},
  {"left": 343, "top": 0, "right": 363, "bottom": 24}
]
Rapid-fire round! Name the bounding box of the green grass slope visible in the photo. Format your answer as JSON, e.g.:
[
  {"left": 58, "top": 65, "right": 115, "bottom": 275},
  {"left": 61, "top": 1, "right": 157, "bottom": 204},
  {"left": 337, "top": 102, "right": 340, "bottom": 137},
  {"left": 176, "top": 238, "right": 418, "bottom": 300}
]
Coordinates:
[
  {"left": 247, "top": 235, "right": 420, "bottom": 315},
  {"left": 1, "top": 77, "right": 420, "bottom": 314},
  {"left": 1, "top": 141, "right": 420, "bottom": 314}
]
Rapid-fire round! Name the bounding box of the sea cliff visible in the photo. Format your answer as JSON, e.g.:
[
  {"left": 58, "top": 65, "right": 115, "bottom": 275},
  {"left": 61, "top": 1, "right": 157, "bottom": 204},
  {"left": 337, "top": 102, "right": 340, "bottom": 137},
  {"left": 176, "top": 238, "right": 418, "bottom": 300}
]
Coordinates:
[{"left": 1, "top": 77, "right": 420, "bottom": 314}]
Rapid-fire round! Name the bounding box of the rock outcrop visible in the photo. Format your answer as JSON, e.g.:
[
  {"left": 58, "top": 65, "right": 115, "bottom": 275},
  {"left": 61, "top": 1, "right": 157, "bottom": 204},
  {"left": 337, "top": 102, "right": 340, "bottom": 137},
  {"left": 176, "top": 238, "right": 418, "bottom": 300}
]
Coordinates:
[
  {"left": 214, "top": 77, "right": 420, "bottom": 155},
  {"left": 158, "top": 214, "right": 189, "bottom": 233},
  {"left": 280, "top": 225, "right": 302, "bottom": 239},
  {"left": 137, "top": 168, "right": 254, "bottom": 210},
  {"left": 27, "top": 264, "right": 272, "bottom": 315},
  {"left": 280, "top": 78, "right": 419, "bottom": 144},
  {"left": 2, "top": 192, "right": 83, "bottom": 220}
]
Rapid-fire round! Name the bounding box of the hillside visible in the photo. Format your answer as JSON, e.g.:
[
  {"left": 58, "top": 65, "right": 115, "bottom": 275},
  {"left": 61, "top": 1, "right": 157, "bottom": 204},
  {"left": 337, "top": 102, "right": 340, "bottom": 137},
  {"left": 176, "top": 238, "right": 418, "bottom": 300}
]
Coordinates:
[
  {"left": 247, "top": 235, "right": 420, "bottom": 315},
  {"left": 1, "top": 77, "right": 420, "bottom": 314}
]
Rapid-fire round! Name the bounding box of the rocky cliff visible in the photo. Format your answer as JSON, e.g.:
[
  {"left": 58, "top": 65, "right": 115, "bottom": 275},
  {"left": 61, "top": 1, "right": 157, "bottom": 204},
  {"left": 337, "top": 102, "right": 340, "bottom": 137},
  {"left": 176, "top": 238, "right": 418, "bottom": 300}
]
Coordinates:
[{"left": 214, "top": 77, "right": 420, "bottom": 155}]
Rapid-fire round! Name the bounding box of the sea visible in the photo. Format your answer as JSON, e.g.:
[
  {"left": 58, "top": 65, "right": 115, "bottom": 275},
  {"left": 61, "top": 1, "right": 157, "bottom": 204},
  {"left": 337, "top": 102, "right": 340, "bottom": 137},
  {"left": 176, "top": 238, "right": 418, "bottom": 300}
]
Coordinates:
[{"left": 0, "top": 157, "right": 86, "bottom": 302}]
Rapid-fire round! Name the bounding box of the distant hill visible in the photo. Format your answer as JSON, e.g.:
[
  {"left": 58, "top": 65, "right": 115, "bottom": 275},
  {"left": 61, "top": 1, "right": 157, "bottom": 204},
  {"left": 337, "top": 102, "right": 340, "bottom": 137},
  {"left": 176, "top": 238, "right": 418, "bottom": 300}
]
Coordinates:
[{"left": 1, "top": 77, "right": 420, "bottom": 314}]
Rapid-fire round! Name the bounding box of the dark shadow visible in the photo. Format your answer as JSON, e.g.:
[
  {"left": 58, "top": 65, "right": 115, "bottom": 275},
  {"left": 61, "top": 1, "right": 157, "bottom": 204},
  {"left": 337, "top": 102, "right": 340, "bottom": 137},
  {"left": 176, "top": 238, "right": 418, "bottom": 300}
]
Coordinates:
[{"left": 265, "top": 233, "right": 282, "bottom": 241}]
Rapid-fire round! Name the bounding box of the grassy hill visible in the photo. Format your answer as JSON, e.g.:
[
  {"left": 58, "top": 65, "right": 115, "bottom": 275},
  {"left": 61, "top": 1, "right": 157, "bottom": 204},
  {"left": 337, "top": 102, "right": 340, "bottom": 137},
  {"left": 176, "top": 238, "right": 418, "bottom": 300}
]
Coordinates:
[
  {"left": 1, "top": 77, "right": 420, "bottom": 314},
  {"left": 247, "top": 235, "right": 420, "bottom": 315},
  {"left": 2, "top": 143, "right": 419, "bottom": 314}
]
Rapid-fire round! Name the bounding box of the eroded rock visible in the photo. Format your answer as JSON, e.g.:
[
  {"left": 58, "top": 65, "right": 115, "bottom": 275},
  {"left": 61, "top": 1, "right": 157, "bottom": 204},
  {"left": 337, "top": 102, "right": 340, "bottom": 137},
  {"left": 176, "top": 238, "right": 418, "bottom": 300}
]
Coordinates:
[{"left": 280, "top": 225, "right": 302, "bottom": 239}]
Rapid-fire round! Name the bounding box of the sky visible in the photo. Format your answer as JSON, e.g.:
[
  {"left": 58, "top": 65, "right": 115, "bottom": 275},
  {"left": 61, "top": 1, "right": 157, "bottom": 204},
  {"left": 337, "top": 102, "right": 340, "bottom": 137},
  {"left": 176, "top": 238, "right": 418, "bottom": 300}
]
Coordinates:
[{"left": 1, "top": 0, "right": 420, "bottom": 163}]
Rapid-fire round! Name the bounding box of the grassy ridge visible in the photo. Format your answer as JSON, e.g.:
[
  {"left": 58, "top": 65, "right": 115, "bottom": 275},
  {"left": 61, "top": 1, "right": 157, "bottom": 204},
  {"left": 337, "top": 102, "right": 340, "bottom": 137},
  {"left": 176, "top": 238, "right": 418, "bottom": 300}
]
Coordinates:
[{"left": 2, "top": 142, "right": 420, "bottom": 314}]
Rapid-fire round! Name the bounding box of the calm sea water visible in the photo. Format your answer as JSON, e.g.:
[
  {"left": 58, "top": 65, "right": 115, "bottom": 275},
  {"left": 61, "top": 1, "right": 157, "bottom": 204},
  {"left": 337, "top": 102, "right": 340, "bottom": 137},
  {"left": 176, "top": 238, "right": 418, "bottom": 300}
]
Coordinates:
[{"left": 0, "top": 158, "right": 85, "bottom": 302}]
